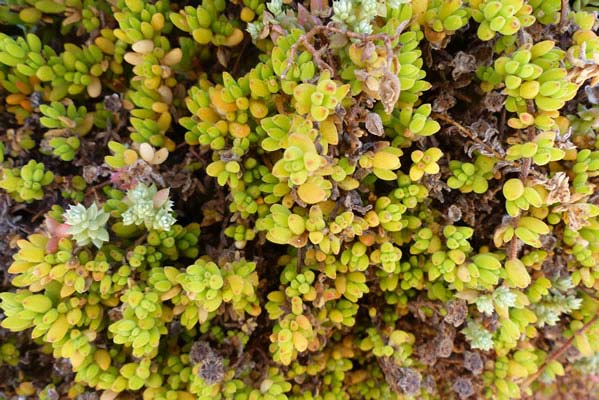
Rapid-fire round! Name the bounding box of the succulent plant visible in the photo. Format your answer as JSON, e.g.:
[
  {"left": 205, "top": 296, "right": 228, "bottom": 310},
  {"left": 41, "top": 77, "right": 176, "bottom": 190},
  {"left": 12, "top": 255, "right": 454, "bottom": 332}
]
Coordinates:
[
  {"left": 0, "top": 160, "right": 54, "bottom": 202},
  {"left": 292, "top": 71, "right": 350, "bottom": 122},
  {"left": 63, "top": 202, "right": 110, "bottom": 248},
  {"left": 170, "top": 0, "right": 245, "bottom": 47},
  {"left": 470, "top": 0, "right": 535, "bottom": 41},
  {"left": 409, "top": 147, "right": 443, "bottom": 181},
  {"left": 121, "top": 182, "right": 176, "bottom": 231},
  {"left": 448, "top": 155, "right": 496, "bottom": 194},
  {"left": 478, "top": 41, "right": 579, "bottom": 121},
  {"left": 422, "top": 0, "right": 470, "bottom": 48}
]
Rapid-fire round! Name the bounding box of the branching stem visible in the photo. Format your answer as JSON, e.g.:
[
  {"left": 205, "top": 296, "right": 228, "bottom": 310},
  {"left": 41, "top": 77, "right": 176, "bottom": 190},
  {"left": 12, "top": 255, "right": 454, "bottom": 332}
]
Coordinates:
[
  {"left": 522, "top": 314, "right": 599, "bottom": 388},
  {"left": 507, "top": 100, "right": 536, "bottom": 260},
  {"left": 280, "top": 21, "right": 409, "bottom": 79}
]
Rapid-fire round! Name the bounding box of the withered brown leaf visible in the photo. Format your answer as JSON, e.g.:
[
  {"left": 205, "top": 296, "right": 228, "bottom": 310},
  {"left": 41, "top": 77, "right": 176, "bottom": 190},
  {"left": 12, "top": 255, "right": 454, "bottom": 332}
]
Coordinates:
[
  {"left": 380, "top": 68, "right": 401, "bottom": 114},
  {"left": 543, "top": 172, "right": 571, "bottom": 205},
  {"left": 365, "top": 112, "right": 384, "bottom": 136}
]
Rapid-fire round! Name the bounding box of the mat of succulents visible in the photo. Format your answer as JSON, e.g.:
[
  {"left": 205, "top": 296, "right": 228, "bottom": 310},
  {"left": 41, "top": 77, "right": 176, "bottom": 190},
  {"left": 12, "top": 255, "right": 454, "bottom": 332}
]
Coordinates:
[{"left": 1, "top": 0, "right": 599, "bottom": 399}]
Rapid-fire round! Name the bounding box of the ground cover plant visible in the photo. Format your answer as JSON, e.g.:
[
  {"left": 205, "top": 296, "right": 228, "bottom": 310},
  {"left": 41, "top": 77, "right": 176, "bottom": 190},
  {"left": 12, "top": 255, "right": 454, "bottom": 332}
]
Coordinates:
[{"left": 1, "top": 0, "right": 599, "bottom": 399}]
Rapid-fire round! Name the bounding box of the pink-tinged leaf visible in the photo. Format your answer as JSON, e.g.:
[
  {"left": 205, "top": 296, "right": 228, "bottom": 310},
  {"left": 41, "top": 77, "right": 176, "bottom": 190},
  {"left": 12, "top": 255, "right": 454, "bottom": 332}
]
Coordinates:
[
  {"left": 270, "top": 24, "right": 285, "bottom": 43},
  {"left": 46, "top": 216, "right": 71, "bottom": 238},
  {"left": 45, "top": 216, "right": 71, "bottom": 253},
  {"left": 262, "top": 11, "right": 275, "bottom": 25},
  {"left": 110, "top": 171, "right": 123, "bottom": 185},
  {"left": 45, "top": 216, "right": 60, "bottom": 233},
  {"left": 46, "top": 237, "right": 59, "bottom": 254},
  {"left": 309, "top": 0, "right": 330, "bottom": 18},
  {"left": 110, "top": 171, "right": 138, "bottom": 190},
  {"left": 153, "top": 188, "right": 170, "bottom": 208},
  {"left": 297, "top": 3, "right": 311, "bottom": 26},
  {"left": 298, "top": 3, "right": 323, "bottom": 28},
  {"left": 55, "top": 223, "right": 71, "bottom": 238}
]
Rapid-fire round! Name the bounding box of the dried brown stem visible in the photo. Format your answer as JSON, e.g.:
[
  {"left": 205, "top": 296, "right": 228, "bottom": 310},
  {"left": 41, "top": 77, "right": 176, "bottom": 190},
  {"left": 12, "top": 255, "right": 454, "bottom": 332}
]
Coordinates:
[
  {"left": 522, "top": 314, "right": 599, "bottom": 388},
  {"left": 431, "top": 112, "right": 504, "bottom": 159},
  {"left": 31, "top": 206, "right": 49, "bottom": 223},
  {"left": 133, "top": 233, "right": 148, "bottom": 247},
  {"left": 232, "top": 34, "right": 250, "bottom": 76},
  {"left": 84, "top": 179, "right": 111, "bottom": 199},
  {"left": 507, "top": 229, "right": 519, "bottom": 259},
  {"left": 519, "top": 157, "right": 532, "bottom": 181},
  {"left": 280, "top": 26, "right": 334, "bottom": 79},
  {"left": 559, "top": 0, "right": 569, "bottom": 32}
]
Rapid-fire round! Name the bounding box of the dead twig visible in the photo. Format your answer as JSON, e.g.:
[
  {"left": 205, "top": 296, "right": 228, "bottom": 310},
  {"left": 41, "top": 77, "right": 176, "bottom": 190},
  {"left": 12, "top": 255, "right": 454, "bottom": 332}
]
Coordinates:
[
  {"left": 280, "top": 20, "right": 410, "bottom": 79},
  {"left": 280, "top": 26, "right": 334, "bottom": 79},
  {"left": 232, "top": 35, "right": 250, "bottom": 77},
  {"left": 84, "top": 179, "right": 111, "bottom": 199},
  {"left": 559, "top": 0, "right": 569, "bottom": 33},
  {"left": 522, "top": 314, "right": 599, "bottom": 388}
]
